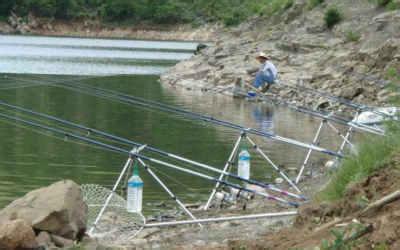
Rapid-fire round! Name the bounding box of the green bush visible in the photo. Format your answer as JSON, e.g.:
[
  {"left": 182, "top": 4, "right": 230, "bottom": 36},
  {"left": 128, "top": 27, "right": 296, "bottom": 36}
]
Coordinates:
[
  {"left": 308, "top": 0, "right": 325, "bottom": 9},
  {"left": 0, "top": 0, "right": 15, "bottom": 17},
  {"left": 153, "top": 1, "right": 191, "bottom": 24},
  {"left": 29, "top": 0, "right": 57, "bottom": 17},
  {"left": 101, "top": 0, "right": 135, "bottom": 21},
  {"left": 376, "top": 0, "right": 392, "bottom": 6},
  {"left": 324, "top": 6, "right": 342, "bottom": 29},
  {"left": 2, "top": 0, "right": 307, "bottom": 25},
  {"left": 386, "top": 1, "right": 400, "bottom": 10},
  {"left": 284, "top": 0, "right": 294, "bottom": 10}
]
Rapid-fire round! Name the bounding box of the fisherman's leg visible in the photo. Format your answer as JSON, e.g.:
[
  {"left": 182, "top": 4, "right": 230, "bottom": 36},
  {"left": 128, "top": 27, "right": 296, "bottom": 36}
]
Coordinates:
[
  {"left": 260, "top": 72, "right": 275, "bottom": 93},
  {"left": 261, "top": 84, "right": 271, "bottom": 93},
  {"left": 253, "top": 72, "right": 266, "bottom": 89}
]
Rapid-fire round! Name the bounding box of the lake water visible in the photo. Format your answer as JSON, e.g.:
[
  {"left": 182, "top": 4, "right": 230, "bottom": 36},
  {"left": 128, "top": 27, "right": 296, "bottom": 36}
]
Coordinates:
[{"left": 0, "top": 35, "right": 342, "bottom": 213}]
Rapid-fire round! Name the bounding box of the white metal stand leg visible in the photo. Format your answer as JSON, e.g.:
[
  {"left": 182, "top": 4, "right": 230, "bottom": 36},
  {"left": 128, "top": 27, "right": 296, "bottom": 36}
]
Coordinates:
[
  {"left": 326, "top": 121, "right": 355, "bottom": 151},
  {"left": 89, "top": 147, "right": 146, "bottom": 235},
  {"left": 136, "top": 158, "right": 202, "bottom": 228},
  {"left": 336, "top": 126, "right": 353, "bottom": 158},
  {"left": 245, "top": 135, "right": 302, "bottom": 193},
  {"left": 204, "top": 133, "right": 243, "bottom": 210},
  {"left": 295, "top": 119, "right": 325, "bottom": 184}
]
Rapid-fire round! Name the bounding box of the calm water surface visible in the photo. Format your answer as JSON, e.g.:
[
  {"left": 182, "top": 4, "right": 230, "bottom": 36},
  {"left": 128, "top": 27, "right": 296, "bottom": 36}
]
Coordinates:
[{"left": 0, "top": 35, "right": 343, "bottom": 213}]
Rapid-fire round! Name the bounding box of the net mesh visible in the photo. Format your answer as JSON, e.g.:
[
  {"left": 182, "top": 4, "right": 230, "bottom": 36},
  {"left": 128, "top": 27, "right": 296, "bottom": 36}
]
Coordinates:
[{"left": 81, "top": 184, "right": 145, "bottom": 243}]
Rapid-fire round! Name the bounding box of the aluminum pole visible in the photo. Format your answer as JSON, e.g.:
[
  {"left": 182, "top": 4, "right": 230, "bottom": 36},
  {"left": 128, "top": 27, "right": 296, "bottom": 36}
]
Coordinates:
[
  {"left": 204, "top": 134, "right": 242, "bottom": 210},
  {"left": 136, "top": 158, "right": 202, "bottom": 228},
  {"left": 145, "top": 211, "right": 298, "bottom": 227},
  {"left": 245, "top": 135, "right": 302, "bottom": 194},
  {"left": 295, "top": 119, "right": 325, "bottom": 184}
]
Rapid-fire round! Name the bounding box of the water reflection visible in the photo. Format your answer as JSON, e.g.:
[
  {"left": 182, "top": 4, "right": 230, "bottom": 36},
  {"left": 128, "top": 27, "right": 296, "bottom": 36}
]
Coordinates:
[{"left": 252, "top": 104, "right": 274, "bottom": 133}]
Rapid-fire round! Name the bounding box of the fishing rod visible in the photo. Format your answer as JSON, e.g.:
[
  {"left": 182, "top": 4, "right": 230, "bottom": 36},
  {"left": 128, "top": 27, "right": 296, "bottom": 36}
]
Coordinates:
[
  {"left": 0, "top": 100, "right": 306, "bottom": 200},
  {"left": 49, "top": 81, "right": 342, "bottom": 157},
  {"left": 0, "top": 111, "right": 300, "bottom": 207},
  {"left": 3, "top": 75, "right": 342, "bottom": 157},
  {"left": 277, "top": 80, "right": 398, "bottom": 121},
  {"left": 244, "top": 82, "right": 385, "bottom": 136}
]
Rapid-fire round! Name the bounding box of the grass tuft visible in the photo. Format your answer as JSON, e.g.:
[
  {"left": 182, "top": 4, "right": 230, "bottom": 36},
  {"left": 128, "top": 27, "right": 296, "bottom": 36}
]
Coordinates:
[
  {"left": 318, "top": 123, "right": 400, "bottom": 201},
  {"left": 345, "top": 30, "right": 361, "bottom": 42},
  {"left": 319, "top": 70, "right": 400, "bottom": 201},
  {"left": 308, "top": 0, "right": 325, "bottom": 10},
  {"left": 324, "top": 6, "right": 342, "bottom": 29}
]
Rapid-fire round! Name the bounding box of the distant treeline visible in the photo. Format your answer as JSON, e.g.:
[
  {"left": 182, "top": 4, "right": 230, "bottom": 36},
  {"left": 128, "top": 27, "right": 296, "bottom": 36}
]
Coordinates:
[{"left": 0, "top": 0, "right": 295, "bottom": 26}]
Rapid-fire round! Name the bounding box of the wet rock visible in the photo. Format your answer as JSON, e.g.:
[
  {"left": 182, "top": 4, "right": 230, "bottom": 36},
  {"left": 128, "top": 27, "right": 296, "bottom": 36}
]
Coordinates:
[
  {"left": 314, "top": 100, "right": 330, "bottom": 110},
  {"left": 338, "top": 86, "right": 364, "bottom": 100},
  {"left": 0, "top": 219, "right": 38, "bottom": 250},
  {"left": 0, "top": 180, "right": 87, "bottom": 240}
]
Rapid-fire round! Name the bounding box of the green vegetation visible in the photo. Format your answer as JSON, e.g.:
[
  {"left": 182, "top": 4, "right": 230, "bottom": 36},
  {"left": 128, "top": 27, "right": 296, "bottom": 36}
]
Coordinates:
[
  {"left": 320, "top": 223, "right": 371, "bottom": 249},
  {"left": 319, "top": 123, "right": 400, "bottom": 201},
  {"left": 345, "top": 30, "right": 361, "bottom": 42},
  {"left": 308, "top": 0, "right": 325, "bottom": 10},
  {"left": 376, "top": 0, "right": 392, "bottom": 6},
  {"left": 0, "top": 0, "right": 296, "bottom": 26},
  {"left": 370, "top": 0, "right": 400, "bottom": 10},
  {"left": 324, "top": 6, "right": 342, "bottom": 29},
  {"left": 319, "top": 70, "right": 400, "bottom": 201}
]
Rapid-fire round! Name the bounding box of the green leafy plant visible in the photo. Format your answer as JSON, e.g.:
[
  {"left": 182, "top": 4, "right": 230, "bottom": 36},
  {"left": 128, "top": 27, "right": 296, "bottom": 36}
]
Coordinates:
[
  {"left": 376, "top": 0, "right": 392, "bottom": 7},
  {"left": 345, "top": 30, "right": 361, "bottom": 42},
  {"left": 386, "top": 1, "right": 400, "bottom": 10},
  {"left": 284, "top": 0, "right": 294, "bottom": 10},
  {"left": 324, "top": 6, "right": 342, "bottom": 29}
]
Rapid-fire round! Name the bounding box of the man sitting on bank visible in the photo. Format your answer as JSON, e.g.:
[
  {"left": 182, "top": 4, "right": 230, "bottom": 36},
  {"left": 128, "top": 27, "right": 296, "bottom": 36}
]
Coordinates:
[{"left": 253, "top": 52, "right": 278, "bottom": 93}]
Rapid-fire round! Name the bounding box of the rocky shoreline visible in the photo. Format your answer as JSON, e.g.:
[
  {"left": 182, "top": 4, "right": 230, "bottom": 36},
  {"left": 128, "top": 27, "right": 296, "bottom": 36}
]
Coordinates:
[
  {"left": 0, "top": 160, "right": 330, "bottom": 250},
  {"left": 161, "top": 1, "right": 400, "bottom": 113}
]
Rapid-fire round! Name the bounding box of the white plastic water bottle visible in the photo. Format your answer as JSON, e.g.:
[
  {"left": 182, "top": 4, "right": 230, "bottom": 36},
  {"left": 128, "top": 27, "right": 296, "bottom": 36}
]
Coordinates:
[
  {"left": 238, "top": 148, "right": 250, "bottom": 180},
  {"left": 127, "top": 164, "right": 143, "bottom": 213}
]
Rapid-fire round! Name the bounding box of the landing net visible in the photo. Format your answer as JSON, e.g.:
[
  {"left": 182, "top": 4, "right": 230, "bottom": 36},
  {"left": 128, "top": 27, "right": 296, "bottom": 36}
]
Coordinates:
[{"left": 81, "top": 184, "right": 145, "bottom": 244}]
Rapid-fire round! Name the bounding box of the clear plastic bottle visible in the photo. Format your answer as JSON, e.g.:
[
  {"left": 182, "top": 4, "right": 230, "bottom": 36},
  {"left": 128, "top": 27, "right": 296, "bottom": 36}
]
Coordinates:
[
  {"left": 127, "top": 163, "right": 143, "bottom": 213},
  {"left": 238, "top": 148, "right": 250, "bottom": 180}
]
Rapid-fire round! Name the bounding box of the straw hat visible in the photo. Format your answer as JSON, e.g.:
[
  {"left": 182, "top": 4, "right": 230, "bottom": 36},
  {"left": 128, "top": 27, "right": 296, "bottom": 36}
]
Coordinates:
[{"left": 256, "top": 52, "right": 269, "bottom": 60}]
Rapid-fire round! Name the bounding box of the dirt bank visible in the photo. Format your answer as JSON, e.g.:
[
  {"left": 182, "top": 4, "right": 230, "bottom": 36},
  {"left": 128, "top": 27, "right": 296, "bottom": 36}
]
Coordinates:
[
  {"left": 161, "top": 0, "right": 400, "bottom": 112},
  {"left": 227, "top": 152, "right": 400, "bottom": 249},
  {"left": 0, "top": 14, "right": 219, "bottom": 41}
]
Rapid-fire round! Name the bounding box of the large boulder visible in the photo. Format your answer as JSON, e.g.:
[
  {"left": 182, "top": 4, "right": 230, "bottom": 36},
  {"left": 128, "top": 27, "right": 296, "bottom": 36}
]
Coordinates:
[
  {"left": 0, "top": 219, "right": 38, "bottom": 250},
  {"left": 0, "top": 180, "right": 87, "bottom": 240}
]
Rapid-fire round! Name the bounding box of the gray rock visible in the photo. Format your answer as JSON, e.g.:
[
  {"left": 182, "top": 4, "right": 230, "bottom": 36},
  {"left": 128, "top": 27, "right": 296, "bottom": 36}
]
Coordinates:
[
  {"left": 0, "top": 180, "right": 88, "bottom": 240},
  {"left": 36, "top": 231, "right": 55, "bottom": 249},
  {"left": 136, "top": 228, "right": 160, "bottom": 239},
  {"left": 0, "top": 219, "right": 38, "bottom": 250},
  {"left": 51, "top": 234, "right": 75, "bottom": 248}
]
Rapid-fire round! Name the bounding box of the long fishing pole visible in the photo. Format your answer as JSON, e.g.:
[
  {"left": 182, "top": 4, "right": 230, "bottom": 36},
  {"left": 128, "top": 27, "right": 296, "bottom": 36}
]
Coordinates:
[
  {"left": 3, "top": 75, "right": 343, "bottom": 157},
  {"left": 55, "top": 81, "right": 343, "bottom": 157},
  {"left": 0, "top": 100, "right": 306, "bottom": 200},
  {"left": 0, "top": 111, "right": 300, "bottom": 207},
  {"left": 244, "top": 82, "right": 385, "bottom": 136},
  {"left": 277, "top": 80, "right": 397, "bottom": 120}
]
